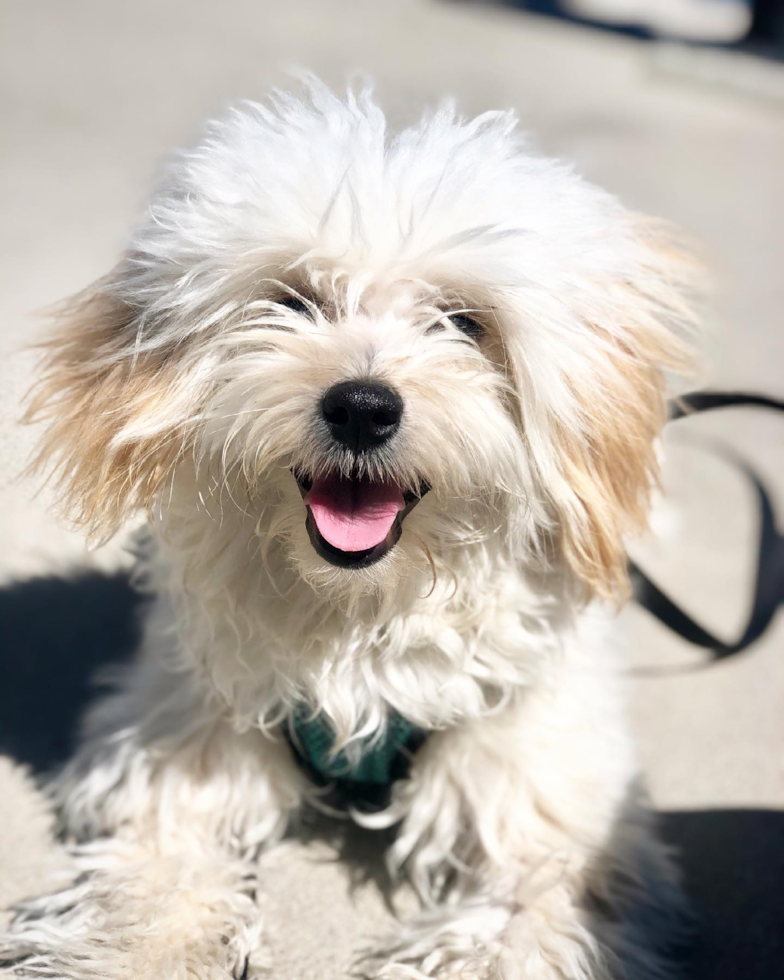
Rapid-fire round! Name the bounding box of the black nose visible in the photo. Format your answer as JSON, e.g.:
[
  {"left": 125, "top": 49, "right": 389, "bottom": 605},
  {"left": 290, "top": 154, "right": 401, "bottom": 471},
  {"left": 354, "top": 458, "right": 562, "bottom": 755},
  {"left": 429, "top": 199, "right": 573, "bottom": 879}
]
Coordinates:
[{"left": 321, "top": 380, "right": 403, "bottom": 452}]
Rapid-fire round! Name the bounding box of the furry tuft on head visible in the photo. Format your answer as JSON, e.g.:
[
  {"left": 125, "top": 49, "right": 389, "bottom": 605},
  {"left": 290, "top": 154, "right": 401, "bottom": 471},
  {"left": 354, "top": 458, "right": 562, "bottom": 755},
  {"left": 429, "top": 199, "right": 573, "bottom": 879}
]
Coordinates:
[{"left": 28, "top": 78, "right": 698, "bottom": 605}]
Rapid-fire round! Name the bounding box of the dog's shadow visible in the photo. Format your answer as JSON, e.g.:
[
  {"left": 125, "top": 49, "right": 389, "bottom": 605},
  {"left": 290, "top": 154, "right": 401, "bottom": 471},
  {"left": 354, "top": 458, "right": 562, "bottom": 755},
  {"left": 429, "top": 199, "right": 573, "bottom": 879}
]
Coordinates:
[
  {"left": 0, "top": 570, "right": 782, "bottom": 979},
  {"left": 659, "top": 809, "right": 784, "bottom": 980},
  {"left": 0, "top": 569, "right": 145, "bottom": 772}
]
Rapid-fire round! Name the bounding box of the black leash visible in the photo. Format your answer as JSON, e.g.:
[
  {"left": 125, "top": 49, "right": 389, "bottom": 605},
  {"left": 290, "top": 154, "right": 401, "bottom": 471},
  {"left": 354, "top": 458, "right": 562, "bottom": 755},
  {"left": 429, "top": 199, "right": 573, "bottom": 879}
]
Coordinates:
[{"left": 630, "top": 391, "right": 784, "bottom": 660}]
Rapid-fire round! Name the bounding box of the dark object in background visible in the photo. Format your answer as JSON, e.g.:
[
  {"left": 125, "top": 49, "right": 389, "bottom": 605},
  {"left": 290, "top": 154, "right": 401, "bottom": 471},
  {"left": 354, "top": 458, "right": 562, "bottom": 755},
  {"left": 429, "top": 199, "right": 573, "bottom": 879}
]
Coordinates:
[
  {"left": 748, "top": 0, "right": 784, "bottom": 51},
  {"left": 480, "top": 0, "right": 652, "bottom": 39},
  {"left": 481, "top": 0, "right": 783, "bottom": 54},
  {"left": 0, "top": 571, "right": 144, "bottom": 773}
]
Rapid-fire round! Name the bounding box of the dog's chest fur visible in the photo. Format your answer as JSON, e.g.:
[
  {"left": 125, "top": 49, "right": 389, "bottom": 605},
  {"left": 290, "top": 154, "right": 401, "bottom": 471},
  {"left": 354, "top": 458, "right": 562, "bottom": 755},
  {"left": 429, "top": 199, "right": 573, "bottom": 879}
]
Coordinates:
[{"left": 143, "top": 526, "right": 567, "bottom": 756}]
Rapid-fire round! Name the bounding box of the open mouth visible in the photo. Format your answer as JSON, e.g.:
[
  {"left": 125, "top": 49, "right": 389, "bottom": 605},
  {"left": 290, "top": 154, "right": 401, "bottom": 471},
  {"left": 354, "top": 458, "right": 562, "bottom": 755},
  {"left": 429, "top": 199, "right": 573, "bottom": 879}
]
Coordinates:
[{"left": 294, "top": 471, "right": 427, "bottom": 568}]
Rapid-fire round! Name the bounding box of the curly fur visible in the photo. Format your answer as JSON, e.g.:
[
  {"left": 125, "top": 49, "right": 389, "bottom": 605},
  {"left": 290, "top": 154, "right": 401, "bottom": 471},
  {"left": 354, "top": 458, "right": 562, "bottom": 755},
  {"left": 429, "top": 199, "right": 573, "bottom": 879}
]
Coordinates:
[{"left": 4, "top": 78, "right": 699, "bottom": 979}]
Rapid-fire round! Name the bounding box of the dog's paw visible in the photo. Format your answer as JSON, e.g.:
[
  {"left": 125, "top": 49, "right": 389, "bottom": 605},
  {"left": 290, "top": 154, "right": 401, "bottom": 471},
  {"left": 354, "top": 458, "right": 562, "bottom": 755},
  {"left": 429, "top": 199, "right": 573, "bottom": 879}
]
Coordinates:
[
  {"left": 363, "top": 898, "right": 511, "bottom": 980},
  {"left": 0, "top": 841, "right": 263, "bottom": 980},
  {"left": 371, "top": 946, "right": 606, "bottom": 980},
  {"left": 367, "top": 925, "right": 506, "bottom": 979},
  {"left": 371, "top": 951, "right": 498, "bottom": 980},
  {"left": 366, "top": 899, "right": 614, "bottom": 980}
]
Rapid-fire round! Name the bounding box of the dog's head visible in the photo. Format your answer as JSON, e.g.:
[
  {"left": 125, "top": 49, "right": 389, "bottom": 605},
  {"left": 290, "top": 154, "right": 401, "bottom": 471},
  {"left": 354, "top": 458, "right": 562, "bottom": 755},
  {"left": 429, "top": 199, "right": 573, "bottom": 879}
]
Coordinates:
[{"left": 29, "top": 82, "right": 697, "bottom": 606}]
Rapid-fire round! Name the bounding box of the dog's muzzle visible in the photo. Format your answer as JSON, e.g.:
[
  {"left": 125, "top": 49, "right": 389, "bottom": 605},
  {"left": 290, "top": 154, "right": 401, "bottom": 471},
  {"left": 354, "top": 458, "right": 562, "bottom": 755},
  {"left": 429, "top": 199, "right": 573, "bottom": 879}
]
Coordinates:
[{"left": 293, "top": 380, "right": 427, "bottom": 568}]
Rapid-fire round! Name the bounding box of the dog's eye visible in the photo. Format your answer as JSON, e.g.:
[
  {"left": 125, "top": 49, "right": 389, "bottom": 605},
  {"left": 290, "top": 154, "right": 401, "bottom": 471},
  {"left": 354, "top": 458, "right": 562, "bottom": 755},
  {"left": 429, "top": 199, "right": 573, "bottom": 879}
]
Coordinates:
[
  {"left": 449, "top": 313, "right": 484, "bottom": 341},
  {"left": 277, "top": 295, "right": 313, "bottom": 318}
]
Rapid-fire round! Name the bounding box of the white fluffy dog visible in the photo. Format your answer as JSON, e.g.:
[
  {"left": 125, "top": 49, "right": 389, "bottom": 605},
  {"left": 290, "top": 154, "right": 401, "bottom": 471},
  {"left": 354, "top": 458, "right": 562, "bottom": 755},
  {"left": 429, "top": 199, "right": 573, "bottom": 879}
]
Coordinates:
[{"left": 4, "top": 80, "right": 698, "bottom": 979}]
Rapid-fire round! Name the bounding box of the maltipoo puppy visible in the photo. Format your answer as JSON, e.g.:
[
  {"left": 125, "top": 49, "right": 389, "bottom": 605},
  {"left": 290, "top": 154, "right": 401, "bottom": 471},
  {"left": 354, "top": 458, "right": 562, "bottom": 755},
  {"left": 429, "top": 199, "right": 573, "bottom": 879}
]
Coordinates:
[{"left": 4, "top": 80, "right": 696, "bottom": 979}]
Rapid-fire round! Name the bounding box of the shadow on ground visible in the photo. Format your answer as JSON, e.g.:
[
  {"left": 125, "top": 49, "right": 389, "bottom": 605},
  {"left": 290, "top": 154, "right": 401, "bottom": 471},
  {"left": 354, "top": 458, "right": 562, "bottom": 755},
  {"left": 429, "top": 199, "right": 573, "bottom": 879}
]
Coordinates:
[
  {"left": 660, "top": 809, "right": 784, "bottom": 980},
  {"left": 0, "top": 570, "right": 144, "bottom": 772},
  {"left": 0, "top": 570, "right": 781, "bottom": 977}
]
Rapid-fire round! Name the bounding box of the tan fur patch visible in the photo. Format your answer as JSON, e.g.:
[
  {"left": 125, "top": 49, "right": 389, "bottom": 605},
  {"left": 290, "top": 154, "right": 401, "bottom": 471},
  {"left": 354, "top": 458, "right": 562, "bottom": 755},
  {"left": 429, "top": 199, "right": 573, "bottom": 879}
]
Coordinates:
[
  {"left": 555, "top": 225, "right": 700, "bottom": 601},
  {"left": 25, "top": 287, "right": 191, "bottom": 537},
  {"left": 556, "top": 348, "right": 666, "bottom": 602}
]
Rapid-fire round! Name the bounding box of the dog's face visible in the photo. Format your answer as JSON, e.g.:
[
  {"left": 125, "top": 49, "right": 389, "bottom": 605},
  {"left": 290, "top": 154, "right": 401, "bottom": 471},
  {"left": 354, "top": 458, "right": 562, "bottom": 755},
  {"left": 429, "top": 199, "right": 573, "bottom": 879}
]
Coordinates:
[{"left": 31, "top": 84, "right": 695, "bottom": 604}]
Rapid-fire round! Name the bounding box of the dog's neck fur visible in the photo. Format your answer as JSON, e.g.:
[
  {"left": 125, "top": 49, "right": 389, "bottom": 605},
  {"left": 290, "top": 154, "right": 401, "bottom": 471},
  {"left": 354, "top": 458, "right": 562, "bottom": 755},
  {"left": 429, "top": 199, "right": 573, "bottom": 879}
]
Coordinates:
[{"left": 140, "top": 488, "right": 574, "bottom": 751}]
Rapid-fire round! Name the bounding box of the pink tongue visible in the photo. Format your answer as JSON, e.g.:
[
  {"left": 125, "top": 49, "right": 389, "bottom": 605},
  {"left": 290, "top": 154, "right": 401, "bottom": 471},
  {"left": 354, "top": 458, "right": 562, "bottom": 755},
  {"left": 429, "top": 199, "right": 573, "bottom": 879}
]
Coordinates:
[{"left": 305, "top": 475, "right": 405, "bottom": 552}]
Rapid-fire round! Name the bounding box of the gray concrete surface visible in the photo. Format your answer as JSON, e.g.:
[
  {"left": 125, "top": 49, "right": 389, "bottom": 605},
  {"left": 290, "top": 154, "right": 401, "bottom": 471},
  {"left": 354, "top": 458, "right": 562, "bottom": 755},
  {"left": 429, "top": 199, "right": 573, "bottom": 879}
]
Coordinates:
[{"left": 1, "top": 1, "right": 783, "bottom": 977}]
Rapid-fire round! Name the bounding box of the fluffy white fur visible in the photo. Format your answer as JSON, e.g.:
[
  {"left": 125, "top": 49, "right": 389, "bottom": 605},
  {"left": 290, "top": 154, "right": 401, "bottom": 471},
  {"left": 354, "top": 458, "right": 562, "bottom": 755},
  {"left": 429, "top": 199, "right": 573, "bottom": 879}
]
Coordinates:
[{"left": 3, "top": 79, "right": 697, "bottom": 979}]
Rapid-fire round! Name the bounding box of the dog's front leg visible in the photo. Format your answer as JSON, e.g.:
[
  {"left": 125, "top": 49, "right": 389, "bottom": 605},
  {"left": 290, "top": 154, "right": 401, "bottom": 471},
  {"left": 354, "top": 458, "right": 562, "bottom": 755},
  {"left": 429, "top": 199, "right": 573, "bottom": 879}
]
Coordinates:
[
  {"left": 372, "top": 645, "right": 681, "bottom": 980},
  {"left": 1, "top": 649, "right": 303, "bottom": 980}
]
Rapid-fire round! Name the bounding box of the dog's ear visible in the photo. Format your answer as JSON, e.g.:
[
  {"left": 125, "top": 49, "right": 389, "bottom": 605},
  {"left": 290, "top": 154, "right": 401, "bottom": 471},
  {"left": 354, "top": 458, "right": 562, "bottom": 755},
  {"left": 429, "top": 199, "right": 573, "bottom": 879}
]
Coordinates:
[
  {"left": 539, "top": 221, "right": 698, "bottom": 601},
  {"left": 26, "top": 276, "right": 193, "bottom": 537},
  {"left": 552, "top": 331, "right": 673, "bottom": 602}
]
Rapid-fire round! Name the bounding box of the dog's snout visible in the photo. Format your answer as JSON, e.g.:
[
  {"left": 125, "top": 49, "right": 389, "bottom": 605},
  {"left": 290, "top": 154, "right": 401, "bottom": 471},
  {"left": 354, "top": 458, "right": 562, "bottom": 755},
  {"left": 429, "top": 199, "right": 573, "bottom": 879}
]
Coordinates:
[{"left": 321, "top": 380, "right": 403, "bottom": 452}]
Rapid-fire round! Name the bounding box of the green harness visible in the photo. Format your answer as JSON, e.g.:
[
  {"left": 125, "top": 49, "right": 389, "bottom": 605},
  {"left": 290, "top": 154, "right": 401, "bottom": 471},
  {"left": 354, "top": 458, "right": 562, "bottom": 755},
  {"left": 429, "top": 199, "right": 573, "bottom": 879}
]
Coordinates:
[{"left": 290, "top": 705, "right": 423, "bottom": 789}]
